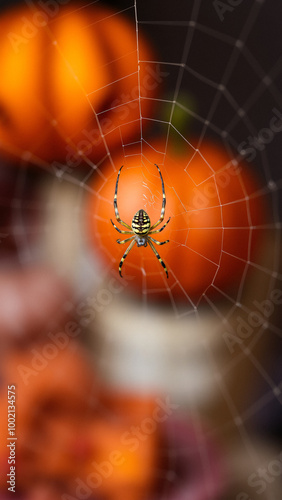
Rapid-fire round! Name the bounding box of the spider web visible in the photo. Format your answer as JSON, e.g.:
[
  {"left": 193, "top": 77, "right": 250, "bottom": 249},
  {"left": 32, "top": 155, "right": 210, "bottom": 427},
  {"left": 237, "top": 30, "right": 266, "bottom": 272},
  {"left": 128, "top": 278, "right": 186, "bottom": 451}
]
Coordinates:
[{"left": 1, "top": 0, "right": 282, "bottom": 497}]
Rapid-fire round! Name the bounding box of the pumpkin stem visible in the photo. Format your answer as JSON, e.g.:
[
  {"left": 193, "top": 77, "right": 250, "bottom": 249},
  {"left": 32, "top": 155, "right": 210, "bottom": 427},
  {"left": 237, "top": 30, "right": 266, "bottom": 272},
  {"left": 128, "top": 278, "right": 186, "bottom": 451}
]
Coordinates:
[{"left": 160, "top": 92, "right": 196, "bottom": 155}]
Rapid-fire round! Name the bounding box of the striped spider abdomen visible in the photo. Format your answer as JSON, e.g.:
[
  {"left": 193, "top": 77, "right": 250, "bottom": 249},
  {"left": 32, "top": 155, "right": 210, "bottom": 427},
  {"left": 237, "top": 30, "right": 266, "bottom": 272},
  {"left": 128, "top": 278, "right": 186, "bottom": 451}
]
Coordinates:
[{"left": 132, "top": 209, "right": 151, "bottom": 236}]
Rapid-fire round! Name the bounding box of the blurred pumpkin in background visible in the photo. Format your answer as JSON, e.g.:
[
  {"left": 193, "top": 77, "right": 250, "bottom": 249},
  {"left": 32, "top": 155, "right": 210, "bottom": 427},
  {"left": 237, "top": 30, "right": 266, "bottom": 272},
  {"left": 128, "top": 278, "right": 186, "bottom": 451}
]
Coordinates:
[
  {"left": 0, "top": 343, "right": 97, "bottom": 484},
  {"left": 0, "top": 342, "right": 160, "bottom": 497},
  {"left": 0, "top": 4, "right": 156, "bottom": 164},
  {"left": 87, "top": 139, "right": 266, "bottom": 301}
]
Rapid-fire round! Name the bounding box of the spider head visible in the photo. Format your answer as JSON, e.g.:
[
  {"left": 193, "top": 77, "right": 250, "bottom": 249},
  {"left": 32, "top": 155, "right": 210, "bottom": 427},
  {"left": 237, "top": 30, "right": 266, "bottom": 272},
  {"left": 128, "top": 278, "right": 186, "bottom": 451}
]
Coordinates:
[{"left": 136, "top": 237, "right": 147, "bottom": 247}]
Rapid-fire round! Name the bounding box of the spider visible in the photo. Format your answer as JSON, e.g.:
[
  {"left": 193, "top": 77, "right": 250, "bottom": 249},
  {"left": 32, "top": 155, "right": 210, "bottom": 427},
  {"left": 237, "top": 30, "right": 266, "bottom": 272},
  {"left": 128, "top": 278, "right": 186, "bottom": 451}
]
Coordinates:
[{"left": 110, "top": 164, "right": 171, "bottom": 278}]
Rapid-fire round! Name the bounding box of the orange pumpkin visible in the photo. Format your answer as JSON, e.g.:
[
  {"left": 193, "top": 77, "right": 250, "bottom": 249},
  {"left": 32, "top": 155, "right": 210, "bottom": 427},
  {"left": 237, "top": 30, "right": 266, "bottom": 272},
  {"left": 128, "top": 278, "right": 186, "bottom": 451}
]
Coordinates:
[
  {"left": 0, "top": 4, "right": 156, "bottom": 164},
  {"left": 86, "top": 139, "right": 266, "bottom": 302},
  {"left": 0, "top": 343, "right": 159, "bottom": 497},
  {"left": 0, "top": 343, "right": 96, "bottom": 486}
]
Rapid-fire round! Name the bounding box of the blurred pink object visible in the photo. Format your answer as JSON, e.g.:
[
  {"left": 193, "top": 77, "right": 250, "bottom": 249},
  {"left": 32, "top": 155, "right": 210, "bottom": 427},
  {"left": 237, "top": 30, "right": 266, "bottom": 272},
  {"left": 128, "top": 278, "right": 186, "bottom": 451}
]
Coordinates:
[
  {"left": 160, "top": 418, "right": 225, "bottom": 500},
  {"left": 0, "top": 267, "right": 71, "bottom": 341}
]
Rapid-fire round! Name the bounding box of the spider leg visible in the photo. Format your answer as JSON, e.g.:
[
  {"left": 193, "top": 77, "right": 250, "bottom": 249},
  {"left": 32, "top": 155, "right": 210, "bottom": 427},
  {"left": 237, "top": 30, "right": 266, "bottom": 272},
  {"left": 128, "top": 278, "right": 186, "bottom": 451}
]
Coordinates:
[
  {"left": 117, "top": 236, "right": 135, "bottom": 244},
  {"left": 148, "top": 239, "right": 168, "bottom": 278},
  {"left": 148, "top": 236, "right": 169, "bottom": 246},
  {"left": 150, "top": 164, "right": 167, "bottom": 230},
  {"left": 149, "top": 217, "right": 171, "bottom": 234},
  {"left": 119, "top": 239, "right": 136, "bottom": 277},
  {"left": 113, "top": 166, "right": 132, "bottom": 230},
  {"left": 110, "top": 219, "right": 133, "bottom": 234}
]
